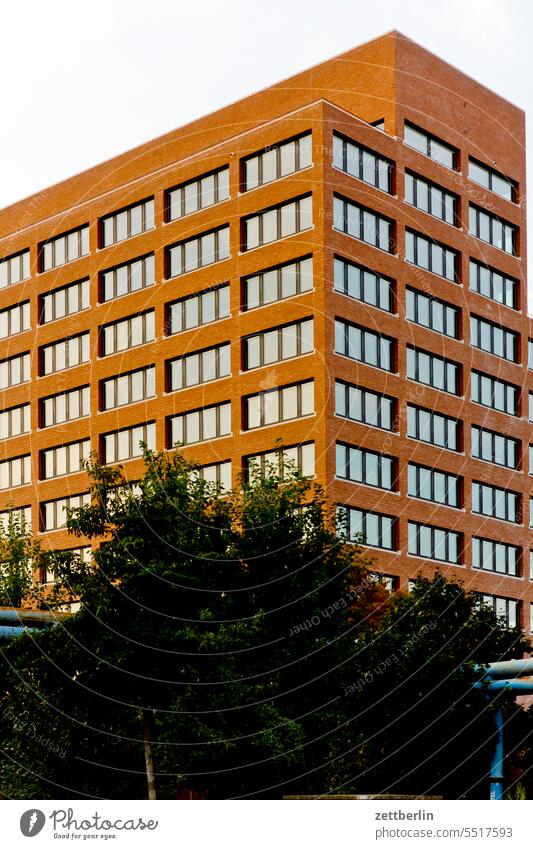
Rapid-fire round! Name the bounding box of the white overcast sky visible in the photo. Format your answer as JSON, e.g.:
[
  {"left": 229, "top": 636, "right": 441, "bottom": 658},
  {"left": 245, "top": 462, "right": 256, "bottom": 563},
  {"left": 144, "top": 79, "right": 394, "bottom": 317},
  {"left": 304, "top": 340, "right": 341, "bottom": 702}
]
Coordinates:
[{"left": 1, "top": 0, "right": 530, "bottom": 291}]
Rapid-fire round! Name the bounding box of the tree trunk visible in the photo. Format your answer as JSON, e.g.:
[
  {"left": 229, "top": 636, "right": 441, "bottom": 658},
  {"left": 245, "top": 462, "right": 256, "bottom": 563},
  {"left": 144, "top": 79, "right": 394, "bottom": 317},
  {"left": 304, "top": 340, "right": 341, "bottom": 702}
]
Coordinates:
[{"left": 142, "top": 708, "right": 157, "bottom": 800}]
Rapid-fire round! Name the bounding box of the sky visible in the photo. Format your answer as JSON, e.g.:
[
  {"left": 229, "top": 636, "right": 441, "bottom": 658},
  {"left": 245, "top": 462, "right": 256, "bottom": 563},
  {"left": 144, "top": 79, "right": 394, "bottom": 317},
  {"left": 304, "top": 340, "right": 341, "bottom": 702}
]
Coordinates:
[{"left": 0, "top": 0, "right": 530, "bottom": 284}]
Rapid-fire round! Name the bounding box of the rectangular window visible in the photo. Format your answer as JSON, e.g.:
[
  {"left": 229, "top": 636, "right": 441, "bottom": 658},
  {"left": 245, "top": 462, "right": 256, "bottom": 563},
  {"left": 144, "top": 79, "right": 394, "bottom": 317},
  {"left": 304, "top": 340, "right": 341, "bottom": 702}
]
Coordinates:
[
  {"left": 244, "top": 318, "right": 313, "bottom": 370},
  {"left": 340, "top": 506, "right": 395, "bottom": 550},
  {"left": 472, "top": 481, "right": 519, "bottom": 523},
  {"left": 469, "top": 204, "right": 516, "bottom": 254},
  {"left": 0, "top": 352, "right": 30, "bottom": 389},
  {"left": 244, "top": 380, "right": 314, "bottom": 430},
  {"left": 480, "top": 594, "right": 518, "bottom": 628},
  {"left": 168, "top": 225, "right": 230, "bottom": 275},
  {"left": 168, "top": 402, "right": 231, "bottom": 446},
  {"left": 405, "top": 229, "right": 458, "bottom": 281},
  {"left": 469, "top": 259, "right": 517, "bottom": 310},
  {"left": 472, "top": 537, "right": 518, "bottom": 577},
  {"left": 408, "top": 521, "right": 461, "bottom": 564},
  {"left": 101, "top": 254, "right": 155, "bottom": 302},
  {"left": 333, "top": 256, "right": 393, "bottom": 312},
  {"left": 404, "top": 171, "right": 457, "bottom": 224},
  {"left": 102, "top": 421, "right": 156, "bottom": 464},
  {"left": 167, "top": 284, "right": 230, "bottom": 335},
  {"left": 101, "top": 198, "right": 154, "bottom": 247},
  {"left": 0, "top": 505, "right": 31, "bottom": 532},
  {"left": 243, "top": 256, "right": 313, "bottom": 311},
  {"left": 470, "top": 315, "right": 517, "bottom": 362},
  {"left": 407, "top": 462, "right": 460, "bottom": 507},
  {"left": 40, "top": 546, "right": 92, "bottom": 585},
  {"left": 243, "top": 195, "right": 312, "bottom": 250},
  {"left": 468, "top": 159, "right": 517, "bottom": 203},
  {"left": 167, "top": 166, "right": 230, "bottom": 220},
  {"left": 191, "top": 460, "right": 232, "bottom": 493},
  {"left": 529, "top": 340, "right": 533, "bottom": 370},
  {"left": 332, "top": 132, "right": 392, "bottom": 192},
  {"left": 404, "top": 122, "right": 457, "bottom": 169},
  {"left": 40, "top": 278, "right": 90, "bottom": 323},
  {"left": 243, "top": 132, "right": 312, "bottom": 190},
  {"left": 472, "top": 425, "right": 518, "bottom": 469},
  {"left": 406, "top": 346, "right": 459, "bottom": 395},
  {"left": 406, "top": 288, "right": 458, "bottom": 338},
  {"left": 0, "top": 301, "right": 30, "bottom": 339},
  {"left": 471, "top": 370, "right": 518, "bottom": 416},
  {"left": 101, "top": 366, "right": 155, "bottom": 410},
  {"left": 336, "top": 443, "right": 395, "bottom": 491},
  {"left": 335, "top": 319, "right": 394, "bottom": 372},
  {"left": 0, "top": 403, "right": 31, "bottom": 440},
  {"left": 333, "top": 195, "right": 393, "bottom": 252},
  {"left": 41, "top": 386, "right": 90, "bottom": 427},
  {"left": 0, "top": 455, "right": 31, "bottom": 490},
  {"left": 246, "top": 443, "right": 315, "bottom": 482},
  {"left": 0, "top": 249, "right": 30, "bottom": 288},
  {"left": 407, "top": 405, "right": 459, "bottom": 451},
  {"left": 168, "top": 343, "right": 230, "bottom": 390},
  {"left": 335, "top": 380, "right": 395, "bottom": 432},
  {"left": 41, "top": 492, "right": 91, "bottom": 531},
  {"left": 101, "top": 310, "right": 155, "bottom": 356},
  {"left": 40, "top": 225, "right": 89, "bottom": 271},
  {"left": 40, "top": 332, "right": 90, "bottom": 376},
  {"left": 41, "top": 439, "right": 91, "bottom": 480}
]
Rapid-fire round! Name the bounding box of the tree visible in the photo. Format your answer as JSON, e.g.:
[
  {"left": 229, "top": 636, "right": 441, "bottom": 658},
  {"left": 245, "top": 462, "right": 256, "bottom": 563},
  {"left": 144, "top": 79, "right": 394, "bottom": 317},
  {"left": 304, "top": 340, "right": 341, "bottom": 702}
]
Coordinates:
[{"left": 0, "top": 512, "right": 39, "bottom": 608}]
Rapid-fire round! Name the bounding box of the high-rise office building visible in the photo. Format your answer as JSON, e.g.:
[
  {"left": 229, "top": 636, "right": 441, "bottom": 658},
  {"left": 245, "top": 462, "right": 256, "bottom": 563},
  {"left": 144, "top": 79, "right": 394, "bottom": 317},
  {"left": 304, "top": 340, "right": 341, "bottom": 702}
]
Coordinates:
[{"left": 0, "top": 31, "right": 531, "bottom": 630}]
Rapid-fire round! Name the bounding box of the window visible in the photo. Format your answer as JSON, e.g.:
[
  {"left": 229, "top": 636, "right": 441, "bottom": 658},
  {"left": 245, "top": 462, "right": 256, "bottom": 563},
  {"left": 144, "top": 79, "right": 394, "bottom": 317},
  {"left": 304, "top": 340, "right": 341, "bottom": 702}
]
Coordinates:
[
  {"left": 529, "top": 393, "right": 533, "bottom": 422},
  {"left": 0, "top": 249, "right": 30, "bottom": 288},
  {"left": 472, "top": 537, "right": 518, "bottom": 577},
  {"left": 168, "top": 226, "right": 230, "bottom": 275},
  {"left": 472, "top": 425, "right": 518, "bottom": 469},
  {"left": 0, "top": 403, "right": 31, "bottom": 440},
  {"left": 243, "top": 132, "right": 312, "bottom": 190},
  {"left": 244, "top": 318, "right": 313, "bottom": 369},
  {"left": 333, "top": 256, "right": 393, "bottom": 311},
  {"left": 40, "top": 332, "right": 90, "bottom": 376},
  {"left": 101, "top": 254, "right": 155, "bottom": 302},
  {"left": 407, "top": 463, "right": 460, "bottom": 507},
  {"left": 408, "top": 521, "right": 461, "bottom": 563},
  {"left": 101, "top": 366, "right": 155, "bottom": 410},
  {"left": 469, "top": 259, "right": 517, "bottom": 309},
  {"left": 333, "top": 195, "right": 393, "bottom": 252},
  {"left": 191, "top": 460, "right": 232, "bottom": 493},
  {"left": 531, "top": 551, "right": 533, "bottom": 581},
  {"left": 468, "top": 159, "right": 516, "bottom": 202},
  {"left": 370, "top": 573, "right": 397, "bottom": 592},
  {"left": 101, "top": 311, "right": 155, "bottom": 356},
  {"left": 246, "top": 443, "right": 315, "bottom": 481},
  {"left": 0, "top": 505, "right": 31, "bottom": 532},
  {"left": 406, "top": 288, "right": 458, "bottom": 338},
  {"left": 41, "top": 492, "right": 91, "bottom": 531},
  {"left": 407, "top": 405, "right": 459, "bottom": 451},
  {"left": 405, "top": 230, "right": 458, "bottom": 281},
  {"left": 168, "top": 343, "right": 230, "bottom": 390},
  {"left": 168, "top": 402, "right": 231, "bottom": 446},
  {"left": 472, "top": 481, "right": 519, "bottom": 523},
  {"left": 40, "top": 546, "right": 92, "bottom": 585},
  {"left": 40, "top": 225, "right": 89, "bottom": 271},
  {"left": 332, "top": 132, "right": 392, "bottom": 192},
  {"left": 406, "top": 346, "right": 459, "bottom": 395},
  {"left": 404, "top": 122, "right": 457, "bottom": 169},
  {"left": 480, "top": 594, "right": 518, "bottom": 628},
  {"left": 0, "top": 455, "right": 31, "bottom": 490},
  {"left": 41, "top": 386, "right": 90, "bottom": 427},
  {"left": 40, "top": 278, "right": 90, "bottom": 323},
  {"left": 529, "top": 340, "right": 533, "bottom": 370},
  {"left": 0, "top": 301, "right": 30, "bottom": 339},
  {"left": 530, "top": 445, "right": 533, "bottom": 475},
  {"left": 471, "top": 316, "right": 517, "bottom": 362},
  {"left": 335, "top": 319, "right": 393, "bottom": 372},
  {"left": 531, "top": 498, "right": 533, "bottom": 529},
  {"left": 340, "top": 506, "right": 395, "bottom": 550},
  {"left": 0, "top": 352, "right": 30, "bottom": 389},
  {"left": 336, "top": 443, "right": 395, "bottom": 490},
  {"left": 469, "top": 204, "right": 516, "bottom": 254},
  {"left": 102, "top": 421, "right": 156, "bottom": 464},
  {"left": 405, "top": 171, "right": 457, "bottom": 224},
  {"left": 243, "top": 256, "right": 313, "bottom": 310},
  {"left": 167, "top": 284, "right": 230, "bottom": 334},
  {"left": 245, "top": 380, "right": 314, "bottom": 430},
  {"left": 167, "top": 166, "right": 230, "bottom": 220},
  {"left": 471, "top": 370, "right": 518, "bottom": 416},
  {"left": 243, "top": 195, "right": 312, "bottom": 250},
  {"left": 101, "top": 198, "right": 154, "bottom": 247},
  {"left": 41, "top": 439, "right": 91, "bottom": 480},
  {"left": 335, "top": 380, "right": 395, "bottom": 432}
]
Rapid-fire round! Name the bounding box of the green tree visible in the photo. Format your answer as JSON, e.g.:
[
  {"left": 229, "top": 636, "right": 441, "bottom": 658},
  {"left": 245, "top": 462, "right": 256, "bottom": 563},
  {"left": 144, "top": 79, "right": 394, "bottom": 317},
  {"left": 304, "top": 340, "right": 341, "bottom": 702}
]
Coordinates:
[{"left": 0, "top": 512, "right": 39, "bottom": 608}]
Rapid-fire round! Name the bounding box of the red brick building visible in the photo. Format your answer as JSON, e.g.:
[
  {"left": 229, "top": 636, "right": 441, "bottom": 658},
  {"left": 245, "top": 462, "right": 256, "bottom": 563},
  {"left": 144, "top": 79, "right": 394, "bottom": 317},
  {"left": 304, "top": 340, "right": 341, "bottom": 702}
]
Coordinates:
[{"left": 0, "top": 31, "right": 531, "bottom": 629}]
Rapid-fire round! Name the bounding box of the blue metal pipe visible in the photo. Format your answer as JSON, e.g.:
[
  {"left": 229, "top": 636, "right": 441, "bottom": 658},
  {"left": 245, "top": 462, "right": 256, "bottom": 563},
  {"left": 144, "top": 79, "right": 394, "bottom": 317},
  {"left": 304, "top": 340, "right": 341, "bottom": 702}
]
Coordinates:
[
  {"left": 485, "top": 659, "right": 533, "bottom": 680},
  {"left": 0, "top": 626, "right": 41, "bottom": 640},
  {"left": 490, "top": 708, "right": 504, "bottom": 801}
]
